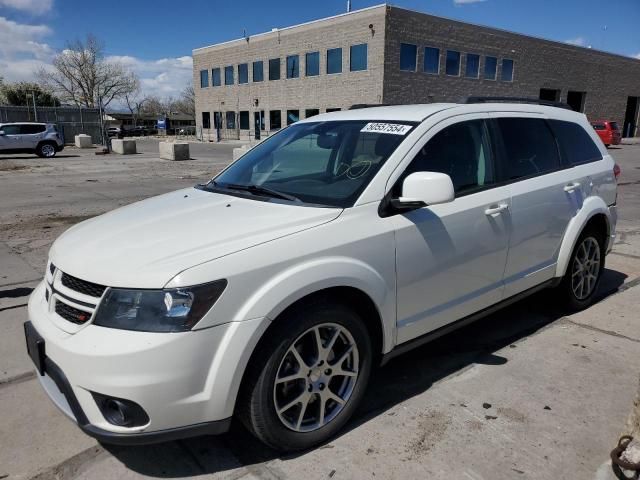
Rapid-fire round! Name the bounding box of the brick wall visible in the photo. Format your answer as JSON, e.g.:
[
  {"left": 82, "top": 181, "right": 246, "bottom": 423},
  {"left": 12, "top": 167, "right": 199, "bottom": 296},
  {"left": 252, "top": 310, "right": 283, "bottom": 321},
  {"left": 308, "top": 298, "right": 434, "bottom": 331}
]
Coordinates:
[
  {"left": 383, "top": 6, "right": 640, "bottom": 130},
  {"left": 193, "top": 6, "right": 386, "bottom": 133}
]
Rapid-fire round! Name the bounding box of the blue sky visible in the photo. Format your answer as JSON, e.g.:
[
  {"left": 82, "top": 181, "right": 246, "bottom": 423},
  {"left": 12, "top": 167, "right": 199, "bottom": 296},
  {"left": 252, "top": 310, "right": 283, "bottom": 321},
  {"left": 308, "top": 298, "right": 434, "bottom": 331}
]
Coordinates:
[{"left": 1, "top": 0, "right": 638, "bottom": 99}]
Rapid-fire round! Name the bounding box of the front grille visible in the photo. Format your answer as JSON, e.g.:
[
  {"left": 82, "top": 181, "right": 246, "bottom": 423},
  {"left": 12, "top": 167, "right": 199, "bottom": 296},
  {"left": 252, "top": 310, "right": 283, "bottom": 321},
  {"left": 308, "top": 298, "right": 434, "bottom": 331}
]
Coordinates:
[
  {"left": 61, "top": 272, "right": 106, "bottom": 298},
  {"left": 55, "top": 301, "right": 91, "bottom": 324}
]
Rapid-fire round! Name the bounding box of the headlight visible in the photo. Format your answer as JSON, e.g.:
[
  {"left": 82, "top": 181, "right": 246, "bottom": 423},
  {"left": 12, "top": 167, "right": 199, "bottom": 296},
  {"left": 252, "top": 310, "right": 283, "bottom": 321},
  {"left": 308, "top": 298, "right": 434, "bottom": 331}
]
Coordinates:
[{"left": 93, "top": 280, "right": 227, "bottom": 332}]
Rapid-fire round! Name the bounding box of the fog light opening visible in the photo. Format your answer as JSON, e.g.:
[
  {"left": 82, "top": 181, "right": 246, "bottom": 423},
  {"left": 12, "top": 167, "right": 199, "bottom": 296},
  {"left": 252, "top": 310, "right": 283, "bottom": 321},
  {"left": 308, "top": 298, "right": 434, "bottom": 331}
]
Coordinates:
[{"left": 92, "top": 392, "right": 150, "bottom": 428}]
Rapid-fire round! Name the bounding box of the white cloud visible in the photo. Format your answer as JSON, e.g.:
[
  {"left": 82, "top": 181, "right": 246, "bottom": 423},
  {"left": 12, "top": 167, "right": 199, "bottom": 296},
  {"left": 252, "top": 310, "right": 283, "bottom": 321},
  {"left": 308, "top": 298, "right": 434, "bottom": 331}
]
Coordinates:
[
  {"left": 105, "top": 55, "right": 193, "bottom": 101},
  {"left": 565, "top": 36, "right": 587, "bottom": 47},
  {"left": 0, "top": 16, "right": 53, "bottom": 81},
  {"left": 0, "top": 0, "right": 52, "bottom": 12},
  {"left": 454, "top": 0, "right": 487, "bottom": 4},
  {"left": 0, "top": 15, "right": 192, "bottom": 103}
]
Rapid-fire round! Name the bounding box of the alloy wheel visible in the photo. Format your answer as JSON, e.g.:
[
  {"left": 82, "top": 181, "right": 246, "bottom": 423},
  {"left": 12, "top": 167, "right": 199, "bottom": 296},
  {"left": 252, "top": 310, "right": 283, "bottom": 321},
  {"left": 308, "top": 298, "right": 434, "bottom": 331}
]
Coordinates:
[
  {"left": 41, "top": 144, "right": 56, "bottom": 157},
  {"left": 273, "top": 323, "right": 359, "bottom": 432},
  {"left": 571, "top": 236, "right": 601, "bottom": 300}
]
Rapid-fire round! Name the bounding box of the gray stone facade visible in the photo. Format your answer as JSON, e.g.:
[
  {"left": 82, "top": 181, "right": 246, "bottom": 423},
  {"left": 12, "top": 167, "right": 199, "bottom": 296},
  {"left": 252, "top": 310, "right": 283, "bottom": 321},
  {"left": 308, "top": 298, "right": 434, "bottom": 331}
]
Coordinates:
[{"left": 193, "top": 4, "right": 640, "bottom": 138}]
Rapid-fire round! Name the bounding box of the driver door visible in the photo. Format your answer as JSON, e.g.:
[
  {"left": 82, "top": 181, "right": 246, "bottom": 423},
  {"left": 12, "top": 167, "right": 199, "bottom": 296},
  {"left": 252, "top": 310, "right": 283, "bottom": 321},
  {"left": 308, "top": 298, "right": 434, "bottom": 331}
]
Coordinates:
[
  {"left": 0, "top": 124, "right": 22, "bottom": 150},
  {"left": 392, "top": 115, "right": 512, "bottom": 344}
]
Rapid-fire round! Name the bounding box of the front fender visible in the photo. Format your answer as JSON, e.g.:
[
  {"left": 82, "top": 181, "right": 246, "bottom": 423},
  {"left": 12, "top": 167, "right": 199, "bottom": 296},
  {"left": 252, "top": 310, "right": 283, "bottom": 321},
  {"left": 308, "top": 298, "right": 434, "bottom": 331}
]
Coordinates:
[
  {"left": 236, "top": 257, "right": 395, "bottom": 353},
  {"left": 555, "top": 196, "right": 612, "bottom": 278}
]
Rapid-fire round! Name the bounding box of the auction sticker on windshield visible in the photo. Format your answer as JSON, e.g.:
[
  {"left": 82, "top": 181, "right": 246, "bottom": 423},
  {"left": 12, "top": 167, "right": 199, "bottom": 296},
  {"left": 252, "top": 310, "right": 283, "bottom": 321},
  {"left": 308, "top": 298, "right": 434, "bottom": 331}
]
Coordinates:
[{"left": 360, "top": 123, "right": 412, "bottom": 135}]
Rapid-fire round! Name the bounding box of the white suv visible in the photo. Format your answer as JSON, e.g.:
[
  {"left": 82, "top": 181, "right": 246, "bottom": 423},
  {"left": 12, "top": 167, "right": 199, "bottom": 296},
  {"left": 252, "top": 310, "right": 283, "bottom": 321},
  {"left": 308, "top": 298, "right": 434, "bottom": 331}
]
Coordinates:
[
  {"left": 25, "top": 102, "right": 618, "bottom": 450},
  {"left": 0, "top": 122, "right": 64, "bottom": 157}
]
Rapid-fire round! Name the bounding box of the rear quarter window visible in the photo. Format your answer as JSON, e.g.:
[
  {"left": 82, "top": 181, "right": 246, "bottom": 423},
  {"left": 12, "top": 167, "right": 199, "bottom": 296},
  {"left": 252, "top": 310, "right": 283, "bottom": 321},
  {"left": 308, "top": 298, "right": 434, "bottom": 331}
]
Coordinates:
[
  {"left": 549, "top": 120, "right": 602, "bottom": 166},
  {"left": 19, "top": 124, "right": 46, "bottom": 134}
]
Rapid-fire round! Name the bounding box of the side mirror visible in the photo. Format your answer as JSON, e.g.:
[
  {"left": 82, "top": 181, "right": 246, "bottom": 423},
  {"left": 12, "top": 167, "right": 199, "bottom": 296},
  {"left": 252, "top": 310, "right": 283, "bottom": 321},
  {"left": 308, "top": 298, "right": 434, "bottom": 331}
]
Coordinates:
[{"left": 392, "top": 172, "right": 454, "bottom": 211}]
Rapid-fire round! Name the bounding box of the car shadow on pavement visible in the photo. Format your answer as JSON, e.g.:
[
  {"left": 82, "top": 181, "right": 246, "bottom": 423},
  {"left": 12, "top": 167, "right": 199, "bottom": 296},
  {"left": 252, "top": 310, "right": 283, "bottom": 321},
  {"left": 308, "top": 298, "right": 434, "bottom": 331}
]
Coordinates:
[
  {"left": 0, "top": 154, "right": 80, "bottom": 160},
  {"left": 102, "top": 267, "right": 628, "bottom": 478}
]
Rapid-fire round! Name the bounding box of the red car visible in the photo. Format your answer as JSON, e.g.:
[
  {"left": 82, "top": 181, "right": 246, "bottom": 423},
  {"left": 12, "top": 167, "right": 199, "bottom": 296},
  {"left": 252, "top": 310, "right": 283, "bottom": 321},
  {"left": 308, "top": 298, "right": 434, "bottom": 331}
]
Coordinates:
[{"left": 591, "top": 120, "right": 621, "bottom": 147}]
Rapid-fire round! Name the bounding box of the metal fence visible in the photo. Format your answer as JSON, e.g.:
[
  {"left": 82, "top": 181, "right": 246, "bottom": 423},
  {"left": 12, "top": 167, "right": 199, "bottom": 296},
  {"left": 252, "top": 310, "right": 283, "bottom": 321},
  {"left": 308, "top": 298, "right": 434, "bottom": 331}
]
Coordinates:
[{"left": 0, "top": 106, "right": 102, "bottom": 144}]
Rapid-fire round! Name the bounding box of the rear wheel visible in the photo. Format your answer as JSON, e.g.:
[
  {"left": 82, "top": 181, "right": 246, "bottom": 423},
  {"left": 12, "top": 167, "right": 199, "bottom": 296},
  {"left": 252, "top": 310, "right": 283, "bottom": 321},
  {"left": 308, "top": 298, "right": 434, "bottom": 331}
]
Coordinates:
[
  {"left": 36, "top": 142, "right": 57, "bottom": 158},
  {"left": 239, "top": 301, "right": 372, "bottom": 451},
  {"left": 558, "top": 228, "right": 605, "bottom": 311}
]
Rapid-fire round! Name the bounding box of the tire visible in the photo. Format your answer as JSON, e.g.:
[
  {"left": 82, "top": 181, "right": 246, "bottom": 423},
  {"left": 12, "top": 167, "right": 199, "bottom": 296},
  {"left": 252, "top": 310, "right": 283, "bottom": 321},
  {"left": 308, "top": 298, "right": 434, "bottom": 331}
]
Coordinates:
[
  {"left": 36, "top": 142, "right": 57, "bottom": 158},
  {"left": 239, "top": 300, "right": 372, "bottom": 451},
  {"left": 557, "top": 228, "right": 605, "bottom": 311}
]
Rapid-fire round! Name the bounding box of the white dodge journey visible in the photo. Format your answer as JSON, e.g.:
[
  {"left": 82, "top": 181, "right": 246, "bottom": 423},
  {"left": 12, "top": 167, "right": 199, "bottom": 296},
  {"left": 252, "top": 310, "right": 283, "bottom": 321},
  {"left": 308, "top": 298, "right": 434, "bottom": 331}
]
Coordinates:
[{"left": 26, "top": 100, "right": 618, "bottom": 451}]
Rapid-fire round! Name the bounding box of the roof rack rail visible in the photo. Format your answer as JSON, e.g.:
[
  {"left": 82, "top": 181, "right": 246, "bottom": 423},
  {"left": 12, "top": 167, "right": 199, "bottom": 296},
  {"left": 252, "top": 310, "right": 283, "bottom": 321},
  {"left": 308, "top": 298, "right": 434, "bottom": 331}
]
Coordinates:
[
  {"left": 465, "top": 96, "right": 572, "bottom": 110},
  {"left": 349, "top": 103, "right": 392, "bottom": 110}
]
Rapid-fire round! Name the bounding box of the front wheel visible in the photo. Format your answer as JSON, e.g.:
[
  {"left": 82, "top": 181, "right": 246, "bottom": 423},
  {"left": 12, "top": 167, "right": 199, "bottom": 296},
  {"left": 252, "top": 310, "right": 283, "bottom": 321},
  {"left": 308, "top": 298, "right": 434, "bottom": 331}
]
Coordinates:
[
  {"left": 239, "top": 301, "right": 372, "bottom": 451},
  {"left": 558, "top": 229, "right": 605, "bottom": 311}
]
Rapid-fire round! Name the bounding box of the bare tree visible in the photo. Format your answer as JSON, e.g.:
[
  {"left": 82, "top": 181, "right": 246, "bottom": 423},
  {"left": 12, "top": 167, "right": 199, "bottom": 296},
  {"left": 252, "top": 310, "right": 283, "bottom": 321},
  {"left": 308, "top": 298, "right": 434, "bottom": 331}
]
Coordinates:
[
  {"left": 174, "top": 82, "right": 195, "bottom": 117},
  {"left": 124, "top": 85, "right": 145, "bottom": 127},
  {"left": 38, "top": 35, "right": 138, "bottom": 109}
]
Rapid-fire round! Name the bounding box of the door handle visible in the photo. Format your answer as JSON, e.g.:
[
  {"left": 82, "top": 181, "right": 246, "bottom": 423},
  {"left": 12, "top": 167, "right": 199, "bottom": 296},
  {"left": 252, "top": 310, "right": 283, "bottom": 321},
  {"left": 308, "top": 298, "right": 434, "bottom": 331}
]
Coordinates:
[
  {"left": 484, "top": 203, "right": 509, "bottom": 216},
  {"left": 563, "top": 182, "right": 580, "bottom": 192}
]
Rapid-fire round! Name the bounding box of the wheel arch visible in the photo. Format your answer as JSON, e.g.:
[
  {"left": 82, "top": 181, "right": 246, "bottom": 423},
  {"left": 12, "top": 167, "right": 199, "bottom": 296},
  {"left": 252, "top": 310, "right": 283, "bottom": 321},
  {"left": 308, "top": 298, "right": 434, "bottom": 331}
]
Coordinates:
[{"left": 555, "top": 197, "right": 612, "bottom": 278}]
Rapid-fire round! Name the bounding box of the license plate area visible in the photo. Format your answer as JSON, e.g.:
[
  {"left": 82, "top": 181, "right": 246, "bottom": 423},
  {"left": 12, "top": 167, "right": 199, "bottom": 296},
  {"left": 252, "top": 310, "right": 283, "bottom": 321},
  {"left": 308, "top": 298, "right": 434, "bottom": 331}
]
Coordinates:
[{"left": 24, "top": 321, "right": 46, "bottom": 376}]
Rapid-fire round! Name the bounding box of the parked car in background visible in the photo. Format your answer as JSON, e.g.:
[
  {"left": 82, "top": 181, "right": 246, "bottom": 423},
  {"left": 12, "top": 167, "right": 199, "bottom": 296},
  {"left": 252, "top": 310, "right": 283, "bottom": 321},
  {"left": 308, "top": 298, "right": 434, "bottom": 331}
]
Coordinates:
[
  {"left": 107, "top": 127, "right": 121, "bottom": 138},
  {"left": 0, "top": 122, "right": 64, "bottom": 158},
  {"left": 591, "top": 120, "right": 621, "bottom": 147},
  {"left": 26, "top": 101, "right": 618, "bottom": 451}
]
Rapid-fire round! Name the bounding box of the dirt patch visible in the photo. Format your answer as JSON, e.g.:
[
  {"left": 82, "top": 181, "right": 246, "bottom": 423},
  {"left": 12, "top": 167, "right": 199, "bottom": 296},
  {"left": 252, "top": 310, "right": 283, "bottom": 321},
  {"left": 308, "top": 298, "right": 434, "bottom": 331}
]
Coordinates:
[
  {"left": 405, "top": 410, "right": 450, "bottom": 459},
  {"left": 497, "top": 407, "right": 527, "bottom": 423},
  {"left": 0, "top": 161, "right": 29, "bottom": 172}
]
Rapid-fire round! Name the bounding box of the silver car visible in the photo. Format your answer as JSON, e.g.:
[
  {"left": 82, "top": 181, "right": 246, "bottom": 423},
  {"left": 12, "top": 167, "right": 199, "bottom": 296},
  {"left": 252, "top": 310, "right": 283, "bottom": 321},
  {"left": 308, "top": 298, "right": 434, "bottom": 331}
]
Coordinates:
[{"left": 0, "top": 122, "right": 64, "bottom": 158}]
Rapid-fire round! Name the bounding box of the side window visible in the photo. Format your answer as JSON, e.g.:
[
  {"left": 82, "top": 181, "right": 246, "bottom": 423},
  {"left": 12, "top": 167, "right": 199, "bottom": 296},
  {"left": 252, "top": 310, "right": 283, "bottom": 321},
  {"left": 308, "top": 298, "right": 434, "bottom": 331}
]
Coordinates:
[
  {"left": 1, "top": 125, "right": 21, "bottom": 135},
  {"left": 496, "top": 118, "right": 560, "bottom": 180},
  {"left": 397, "top": 120, "right": 495, "bottom": 196},
  {"left": 548, "top": 120, "right": 602, "bottom": 166},
  {"left": 21, "top": 124, "right": 46, "bottom": 134}
]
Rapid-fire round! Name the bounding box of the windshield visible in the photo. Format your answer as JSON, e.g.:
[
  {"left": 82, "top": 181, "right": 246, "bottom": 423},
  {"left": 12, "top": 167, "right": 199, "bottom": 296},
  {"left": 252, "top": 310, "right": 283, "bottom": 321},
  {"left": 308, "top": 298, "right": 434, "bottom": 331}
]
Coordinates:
[{"left": 209, "top": 120, "right": 416, "bottom": 207}]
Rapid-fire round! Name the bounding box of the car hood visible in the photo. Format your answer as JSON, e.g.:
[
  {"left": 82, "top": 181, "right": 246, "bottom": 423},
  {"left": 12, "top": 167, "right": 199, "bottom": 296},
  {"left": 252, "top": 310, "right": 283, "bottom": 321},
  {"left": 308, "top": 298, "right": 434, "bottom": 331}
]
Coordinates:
[{"left": 49, "top": 188, "right": 342, "bottom": 288}]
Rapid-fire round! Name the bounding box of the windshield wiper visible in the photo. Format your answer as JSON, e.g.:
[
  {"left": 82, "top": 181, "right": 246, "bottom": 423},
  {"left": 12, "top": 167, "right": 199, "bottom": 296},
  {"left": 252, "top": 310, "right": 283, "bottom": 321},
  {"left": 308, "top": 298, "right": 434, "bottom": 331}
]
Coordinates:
[{"left": 217, "top": 182, "right": 301, "bottom": 202}]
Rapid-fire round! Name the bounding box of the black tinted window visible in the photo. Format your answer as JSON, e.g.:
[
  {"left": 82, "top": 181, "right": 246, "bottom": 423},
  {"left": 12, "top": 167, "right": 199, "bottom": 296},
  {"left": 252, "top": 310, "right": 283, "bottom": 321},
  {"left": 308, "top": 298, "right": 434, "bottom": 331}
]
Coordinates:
[
  {"left": 20, "top": 124, "right": 46, "bottom": 134},
  {"left": 399, "top": 120, "right": 495, "bottom": 195},
  {"left": 269, "top": 58, "right": 280, "bottom": 80},
  {"left": 252, "top": 61, "right": 263, "bottom": 82},
  {"left": 497, "top": 118, "right": 560, "bottom": 179},
  {"left": 549, "top": 120, "right": 602, "bottom": 166},
  {"left": 305, "top": 52, "right": 319, "bottom": 76}
]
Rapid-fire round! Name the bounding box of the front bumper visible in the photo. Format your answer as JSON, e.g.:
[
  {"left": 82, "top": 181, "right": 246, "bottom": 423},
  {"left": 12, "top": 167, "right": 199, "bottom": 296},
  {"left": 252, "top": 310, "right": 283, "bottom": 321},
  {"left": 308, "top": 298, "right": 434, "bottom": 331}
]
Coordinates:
[{"left": 27, "top": 281, "right": 268, "bottom": 443}]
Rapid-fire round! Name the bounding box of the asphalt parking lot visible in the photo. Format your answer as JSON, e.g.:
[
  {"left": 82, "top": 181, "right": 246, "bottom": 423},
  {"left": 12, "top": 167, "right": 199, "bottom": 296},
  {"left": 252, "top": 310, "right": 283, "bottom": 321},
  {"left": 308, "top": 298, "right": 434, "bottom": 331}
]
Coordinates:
[{"left": 1, "top": 141, "right": 640, "bottom": 480}]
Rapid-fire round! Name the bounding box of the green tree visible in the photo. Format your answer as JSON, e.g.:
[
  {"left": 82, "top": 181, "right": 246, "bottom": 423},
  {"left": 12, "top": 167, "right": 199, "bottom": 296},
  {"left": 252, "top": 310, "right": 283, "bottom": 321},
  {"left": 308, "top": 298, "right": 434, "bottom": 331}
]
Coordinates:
[{"left": 1, "top": 82, "right": 60, "bottom": 107}]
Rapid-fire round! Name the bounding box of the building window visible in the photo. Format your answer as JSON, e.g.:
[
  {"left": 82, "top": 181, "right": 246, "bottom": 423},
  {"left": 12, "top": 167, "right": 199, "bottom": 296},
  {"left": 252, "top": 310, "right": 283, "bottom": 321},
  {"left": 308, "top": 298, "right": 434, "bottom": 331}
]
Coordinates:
[
  {"left": 423, "top": 47, "right": 439, "bottom": 74},
  {"left": 226, "top": 111, "right": 236, "bottom": 129},
  {"left": 238, "top": 63, "right": 248, "bottom": 84},
  {"left": 202, "top": 111, "right": 210, "bottom": 129},
  {"left": 350, "top": 43, "right": 367, "bottom": 71},
  {"left": 239, "top": 111, "right": 250, "bottom": 130},
  {"left": 326, "top": 108, "right": 341, "bottom": 112},
  {"left": 501, "top": 59, "right": 514, "bottom": 82},
  {"left": 305, "top": 108, "right": 319, "bottom": 118},
  {"left": 252, "top": 61, "right": 264, "bottom": 82},
  {"left": 213, "top": 112, "right": 222, "bottom": 129},
  {"left": 400, "top": 43, "right": 417, "bottom": 71},
  {"left": 224, "top": 66, "right": 234, "bottom": 85},
  {"left": 269, "top": 58, "right": 280, "bottom": 80},
  {"left": 465, "top": 53, "right": 480, "bottom": 78},
  {"left": 199, "top": 70, "right": 208, "bottom": 88},
  {"left": 287, "top": 110, "right": 300, "bottom": 125},
  {"left": 255, "top": 110, "right": 265, "bottom": 130},
  {"left": 306, "top": 51, "right": 320, "bottom": 76},
  {"left": 286, "top": 55, "right": 299, "bottom": 78},
  {"left": 484, "top": 56, "right": 497, "bottom": 80},
  {"left": 269, "top": 110, "right": 281, "bottom": 130},
  {"left": 445, "top": 50, "right": 460, "bottom": 76},
  {"left": 327, "top": 48, "right": 342, "bottom": 74},
  {"left": 212, "top": 68, "right": 221, "bottom": 86}
]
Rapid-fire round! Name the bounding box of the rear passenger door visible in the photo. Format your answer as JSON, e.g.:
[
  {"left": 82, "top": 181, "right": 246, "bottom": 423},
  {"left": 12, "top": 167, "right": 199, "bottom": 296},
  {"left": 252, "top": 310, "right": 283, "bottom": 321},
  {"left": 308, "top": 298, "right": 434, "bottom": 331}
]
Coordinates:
[
  {"left": 18, "top": 124, "right": 46, "bottom": 149},
  {"left": 491, "top": 115, "right": 581, "bottom": 296}
]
